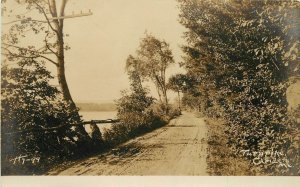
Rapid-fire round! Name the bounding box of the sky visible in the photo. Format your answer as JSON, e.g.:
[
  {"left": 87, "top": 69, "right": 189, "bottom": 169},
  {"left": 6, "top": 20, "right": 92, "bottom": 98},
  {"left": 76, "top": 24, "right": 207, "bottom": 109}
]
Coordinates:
[
  {"left": 2, "top": 0, "right": 299, "bottom": 106},
  {"left": 58, "top": 0, "right": 186, "bottom": 103},
  {"left": 2, "top": 0, "right": 186, "bottom": 103}
]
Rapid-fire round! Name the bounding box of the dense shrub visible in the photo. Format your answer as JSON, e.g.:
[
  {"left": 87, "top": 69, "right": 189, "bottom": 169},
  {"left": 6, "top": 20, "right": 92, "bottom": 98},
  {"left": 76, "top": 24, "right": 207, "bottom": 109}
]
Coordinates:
[
  {"left": 167, "top": 106, "right": 182, "bottom": 119},
  {"left": 283, "top": 106, "right": 300, "bottom": 175},
  {"left": 1, "top": 59, "right": 90, "bottom": 175},
  {"left": 102, "top": 89, "right": 167, "bottom": 146},
  {"left": 178, "top": 0, "right": 300, "bottom": 175},
  {"left": 102, "top": 111, "right": 166, "bottom": 146},
  {"left": 206, "top": 119, "right": 253, "bottom": 175}
]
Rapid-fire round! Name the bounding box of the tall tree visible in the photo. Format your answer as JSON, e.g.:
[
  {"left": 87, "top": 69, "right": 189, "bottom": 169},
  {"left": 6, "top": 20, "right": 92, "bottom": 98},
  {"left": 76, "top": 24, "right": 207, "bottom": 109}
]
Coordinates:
[
  {"left": 116, "top": 55, "right": 155, "bottom": 128},
  {"left": 2, "top": 0, "right": 91, "bottom": 141},
  {"left": 131, "top": 34, "right": 174, "bottom": 114}
]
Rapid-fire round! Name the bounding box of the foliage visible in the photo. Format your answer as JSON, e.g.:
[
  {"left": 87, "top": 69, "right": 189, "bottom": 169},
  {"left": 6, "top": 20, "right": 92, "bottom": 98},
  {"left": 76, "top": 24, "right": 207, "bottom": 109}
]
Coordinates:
[
  {"left": 1, "top": 1, "right": 95, "bottom": 175},
  {"left": 167, "top": 74, "right": 188, "bottom": 111},
  {"left": 178, "top": 73, "right": 211, "bottom": 112},
  {"left": 116, "top": 88, "right": 155, "bottom": 126},
  {"left": 1, "top": 59, "right": 88, "bottom": 175},
  {"left": 2, "top": 0, "right": 70, "bottom": 66},
  {"left": 285, "top": 105, "right": 300, "bottom": 175},
  {"left": 103, "top": 56, "right": 165, "bottom": 145},
  {"left": 178, "top": 0, "right": 300, "bottom": 175},
  {"left": 206, "top": 119, "right": 252, "bottom": 175},
  {"left": 126, "top": 34, "right": 175, "bottom": 114},
  {"left": 167, "top": 74, "right": 187, "bottom": 93},
  {"left": 182, "top": 92, "right": 202, "bottom": 111},
  {"left": 1, "top": 0, "right": 91, "bottom": 142}
]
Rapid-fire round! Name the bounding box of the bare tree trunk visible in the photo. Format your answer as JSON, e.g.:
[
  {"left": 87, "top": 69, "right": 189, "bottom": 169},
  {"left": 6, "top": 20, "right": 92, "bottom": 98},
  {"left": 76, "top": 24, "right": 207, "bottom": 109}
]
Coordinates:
[
  {"left": 154, "top": 75, "right": 169, "bottom": 114},
  {"left": 162, "top": 87, "right": 169, "bottom": 115},
  {"left": 178, "top": 91, "right": 181, "bottom": 111},
  {"left": 154, "top": 81, "right": 163, "bottom": 104},
  {"left": 49, "top": 0, "right": 91, "bottom": 142},
  {"left": 161, "top": 69, "right": 169, "bottom": 115}
]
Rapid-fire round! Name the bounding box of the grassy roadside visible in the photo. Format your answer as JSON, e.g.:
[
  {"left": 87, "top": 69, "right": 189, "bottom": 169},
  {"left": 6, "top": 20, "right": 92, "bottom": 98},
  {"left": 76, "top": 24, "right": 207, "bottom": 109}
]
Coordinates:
[{"left": 205, "top": 118, "right": 253, "bottom": 175}]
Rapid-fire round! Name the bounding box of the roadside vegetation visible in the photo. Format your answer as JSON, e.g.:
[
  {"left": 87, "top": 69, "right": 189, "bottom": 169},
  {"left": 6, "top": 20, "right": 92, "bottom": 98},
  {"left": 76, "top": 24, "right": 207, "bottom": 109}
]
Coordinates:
[
  {"left": 2, "top": 0, "right": 95, "bottom": 175},
  {"left": 206, "top": 118, "right": 253, "bottom": 175},
  {"left": 1, "top": 11, "right": 180, "bottom": 175},
  {"left": 1, "top": 59, "right": 93, "bottom": 175},
  {"left": 103, "top": 34, "right": 181, "bottom": 148},
  {"left": 2, "top": 0, "right": 299, "bottom": 176},
  {"left": 178, "top": 0, "right": 300, "bottom": 175}
]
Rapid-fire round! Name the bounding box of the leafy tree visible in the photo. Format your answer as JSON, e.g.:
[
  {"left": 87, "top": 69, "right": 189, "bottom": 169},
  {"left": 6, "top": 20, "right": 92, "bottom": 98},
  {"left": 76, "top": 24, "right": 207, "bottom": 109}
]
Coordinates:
[
  {"left": 118, "top": 55, "right": 155, "bottom": 118},
  {"left": 178, "top": 0, "right": 300, "bottom": 175},
  {"left": 112, "top": 55, "right": 156, "bottom": 143},
  {"left": 130, "top": 34, "right": 175, "bottom": 114},
  {"left": 167, "top": 74, "right": 187, "bottom": 111},
  {"left": 125, "top": 55, "right": 145, "bottom": 95},
  {"left": 1, "top": 0, "right": 90, "bottom": 141}
]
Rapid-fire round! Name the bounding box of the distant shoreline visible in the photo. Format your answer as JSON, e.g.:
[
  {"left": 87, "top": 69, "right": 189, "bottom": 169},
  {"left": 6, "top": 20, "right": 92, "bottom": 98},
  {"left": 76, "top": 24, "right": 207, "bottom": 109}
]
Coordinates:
[
  {"left": 80, "top": 110, "right": 117, "bottom": 112},
  {"left": 76, "top": 102, "right": 117, "bottom": 112}
]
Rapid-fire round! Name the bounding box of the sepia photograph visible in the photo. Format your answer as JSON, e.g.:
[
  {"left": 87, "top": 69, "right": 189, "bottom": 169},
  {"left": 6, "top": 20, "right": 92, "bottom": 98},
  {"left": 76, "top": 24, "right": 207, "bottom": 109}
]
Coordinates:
[{"left": 1, "top": 0, "right": 300, "bottom": 181}]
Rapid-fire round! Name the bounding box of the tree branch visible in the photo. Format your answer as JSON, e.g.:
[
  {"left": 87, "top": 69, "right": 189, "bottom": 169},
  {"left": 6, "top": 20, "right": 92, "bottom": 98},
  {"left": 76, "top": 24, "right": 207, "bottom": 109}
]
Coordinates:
[
  {"left": 44, "top": 32, "right": 59, "bottom": 57},
  {"left": 39, "top": 55, "right": 58, "bottom": 66},
  {"left": 33, "top": 1, "right": 58, "bottom": 34},
  {"left": 2, "top": 45, "right": 58, "bottom": 66},
  {"left": 3, "top": 42, "right": 53, "bottom": 55}
]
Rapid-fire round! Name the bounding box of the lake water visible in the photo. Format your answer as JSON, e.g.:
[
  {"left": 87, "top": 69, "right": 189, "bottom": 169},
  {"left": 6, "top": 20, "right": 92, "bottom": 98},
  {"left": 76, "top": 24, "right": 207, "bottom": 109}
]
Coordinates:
[{"left": 79, "top": 111, "right": 117, "bottom": 133}]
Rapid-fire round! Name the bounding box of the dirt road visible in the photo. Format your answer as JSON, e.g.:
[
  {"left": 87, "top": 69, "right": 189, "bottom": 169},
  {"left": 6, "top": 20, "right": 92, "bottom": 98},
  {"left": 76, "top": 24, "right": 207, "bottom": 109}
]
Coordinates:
[{"left": 48, "top": 112, "right": 208, "bottom": 175}]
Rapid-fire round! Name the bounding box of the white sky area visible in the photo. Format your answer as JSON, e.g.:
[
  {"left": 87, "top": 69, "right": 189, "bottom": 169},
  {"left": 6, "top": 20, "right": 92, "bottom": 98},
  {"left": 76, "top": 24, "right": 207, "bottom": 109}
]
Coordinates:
[{"left": 2, "top": 0, "right": 186, "bottom": 103}]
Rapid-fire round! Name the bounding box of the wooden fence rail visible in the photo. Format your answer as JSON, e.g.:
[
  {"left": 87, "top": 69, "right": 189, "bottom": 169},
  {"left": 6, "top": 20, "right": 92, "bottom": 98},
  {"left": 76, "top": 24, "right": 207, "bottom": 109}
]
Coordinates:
[{"left": 2, "top": 119, "right": 120, "bottom": 135}]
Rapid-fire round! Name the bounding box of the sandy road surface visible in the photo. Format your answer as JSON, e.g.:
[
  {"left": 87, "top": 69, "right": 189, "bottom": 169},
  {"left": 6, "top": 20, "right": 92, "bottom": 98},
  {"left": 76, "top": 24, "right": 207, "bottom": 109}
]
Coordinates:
[{"left": 48, "top": 112, "right": 208, "bottom": 175}]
